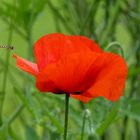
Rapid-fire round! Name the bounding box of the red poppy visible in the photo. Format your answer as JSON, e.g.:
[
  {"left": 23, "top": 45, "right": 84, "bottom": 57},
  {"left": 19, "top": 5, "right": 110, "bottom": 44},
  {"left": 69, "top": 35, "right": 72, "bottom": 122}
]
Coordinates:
[{"left": 13, "top": 33, "right": 127, "bottom": 103}]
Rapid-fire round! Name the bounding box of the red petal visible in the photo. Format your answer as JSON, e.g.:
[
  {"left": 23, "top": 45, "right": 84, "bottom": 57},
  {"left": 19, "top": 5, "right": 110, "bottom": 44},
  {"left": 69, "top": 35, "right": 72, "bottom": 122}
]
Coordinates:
[
  {"left": 34, "top": 33, "right": 103, "bottom": 70},
  {"left": 13, "top": 54, "right": 39, "bottom": 76},
  {"left": 36, "top": 80, "right": 59, "bottom": 93},
  {"left": 71, "top": 53, "right": 128, "bottom": 102},
  {"left": 72, "top": 36, "right": 103, "bottom": 53},
  {"left": 36, "top": 51, "right": 101, "bottom": 93}
]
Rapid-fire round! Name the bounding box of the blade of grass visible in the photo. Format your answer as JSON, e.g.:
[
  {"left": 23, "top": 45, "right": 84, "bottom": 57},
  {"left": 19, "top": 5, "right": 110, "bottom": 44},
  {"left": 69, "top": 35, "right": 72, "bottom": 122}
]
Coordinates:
[
  {"left": 0, "top": 0, "right": 14, "bottom": 126},
  {"left": 96, "top": 103, "right": 119, "bottom": 136}
]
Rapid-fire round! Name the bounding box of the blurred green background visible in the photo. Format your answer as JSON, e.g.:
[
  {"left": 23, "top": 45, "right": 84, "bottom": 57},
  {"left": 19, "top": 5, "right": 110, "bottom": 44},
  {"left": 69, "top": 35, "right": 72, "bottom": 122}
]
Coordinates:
[{"left": 0, "top": 0, "right": 140, "bottom": 140}]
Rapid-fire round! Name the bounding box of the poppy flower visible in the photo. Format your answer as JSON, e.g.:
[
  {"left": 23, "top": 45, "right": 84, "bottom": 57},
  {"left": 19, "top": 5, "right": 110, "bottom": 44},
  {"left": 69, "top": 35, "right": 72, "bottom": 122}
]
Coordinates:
[{"left": 13, "top": 33, "right": 127, "bottom": 103}]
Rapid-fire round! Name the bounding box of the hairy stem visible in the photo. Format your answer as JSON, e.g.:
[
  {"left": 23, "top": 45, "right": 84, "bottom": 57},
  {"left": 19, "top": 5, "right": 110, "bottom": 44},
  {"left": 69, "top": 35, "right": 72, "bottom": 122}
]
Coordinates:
[{"left": 63, "top": 94, "right": 70, "bottom": 140}]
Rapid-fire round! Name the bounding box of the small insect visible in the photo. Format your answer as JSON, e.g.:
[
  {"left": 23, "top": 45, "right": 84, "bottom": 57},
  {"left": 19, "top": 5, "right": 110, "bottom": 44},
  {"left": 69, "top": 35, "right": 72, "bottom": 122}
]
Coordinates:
[{"left": 0, "top": 45, "right": 14, "bottom": 50}]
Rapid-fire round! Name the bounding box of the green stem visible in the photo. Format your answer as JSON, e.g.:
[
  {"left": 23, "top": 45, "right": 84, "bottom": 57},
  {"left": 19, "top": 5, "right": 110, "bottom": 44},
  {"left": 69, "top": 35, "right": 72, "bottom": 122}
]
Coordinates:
[
  {"left": 63, "top": 94, "right": 70, "bottom": 140},
  {"left": 79, "top": 0, "right": 100, "bottom": 35},
  {"left": 7, "top": 104, "right": 24, "bottom": 125},
  {"left": 81, "top": 109, "right": 93, "bottom": 140},
  {"left": 0, "top": 1, "right": 14, "bottom": 126},
  {"left": 100, "top": 0, "right": 122, "bottom": 45},
  {"left": 47, "top": 0, "right": 75, "bottom": 34},
  {"left": 105, "top": 41, "right": 124, "bottom": 58}
]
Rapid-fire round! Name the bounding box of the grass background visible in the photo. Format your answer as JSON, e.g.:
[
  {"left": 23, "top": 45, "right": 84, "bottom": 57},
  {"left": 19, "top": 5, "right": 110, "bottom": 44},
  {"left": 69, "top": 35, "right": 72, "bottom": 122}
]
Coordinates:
[{"left": 0, "top": 0, "right": 140, "bottom": 140}]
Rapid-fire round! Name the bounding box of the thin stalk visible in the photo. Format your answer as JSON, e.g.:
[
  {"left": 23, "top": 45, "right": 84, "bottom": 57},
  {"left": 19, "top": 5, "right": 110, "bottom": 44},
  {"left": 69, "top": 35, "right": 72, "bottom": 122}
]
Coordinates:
[
  {"left": 7, "top": 104, "right": 24, "bottom": 125},
  {"left": 63, "top": 94, "right": 70, "bottom": 140},
  {"left": 0, "top": 1, "right": 14, "bottom": 126},
  {"left": 26, "top": 30, "right": 33, "bottom": 60},
  {"left": 2, "top": 17, "right": 27, "bottom": 40},
  {"left": 87, "top": 114, "right": 93, "bottom": 136},
  {"left": 100, "top": 0, "right": 122, "bottom": 45},
  {"left": 81, "top": 109, "right": 93, "bottom": 140},
  {"left": 79, "top": 0, "right": 100, "bottom": 35},
  {"left": 47, "top": 0, "right": 75, "bottom": 34},
  {"left": 105, "top": 0, "right": 110, "bottom": 26},
  {"left": 23, "top": 1, "right": 35, "bottom": 94}
]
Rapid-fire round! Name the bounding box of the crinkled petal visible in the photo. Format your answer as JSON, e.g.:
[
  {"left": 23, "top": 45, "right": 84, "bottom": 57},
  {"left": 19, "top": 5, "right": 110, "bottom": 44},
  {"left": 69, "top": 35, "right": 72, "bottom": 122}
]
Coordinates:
[
  {"left": 34, "top": 33, "right": 103, "bottom": 70},
  {"left": 71, "top": 53, "right": 128, "bottom": 102},
  {"left": 13, "top": 54, "right": 39, "bottom": 76},
  {"left": 36, "top": 51, "right": 102, "bottom": 93},
  {"left": 73, "top": 36, "right": 103, "bottom": 53}
]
